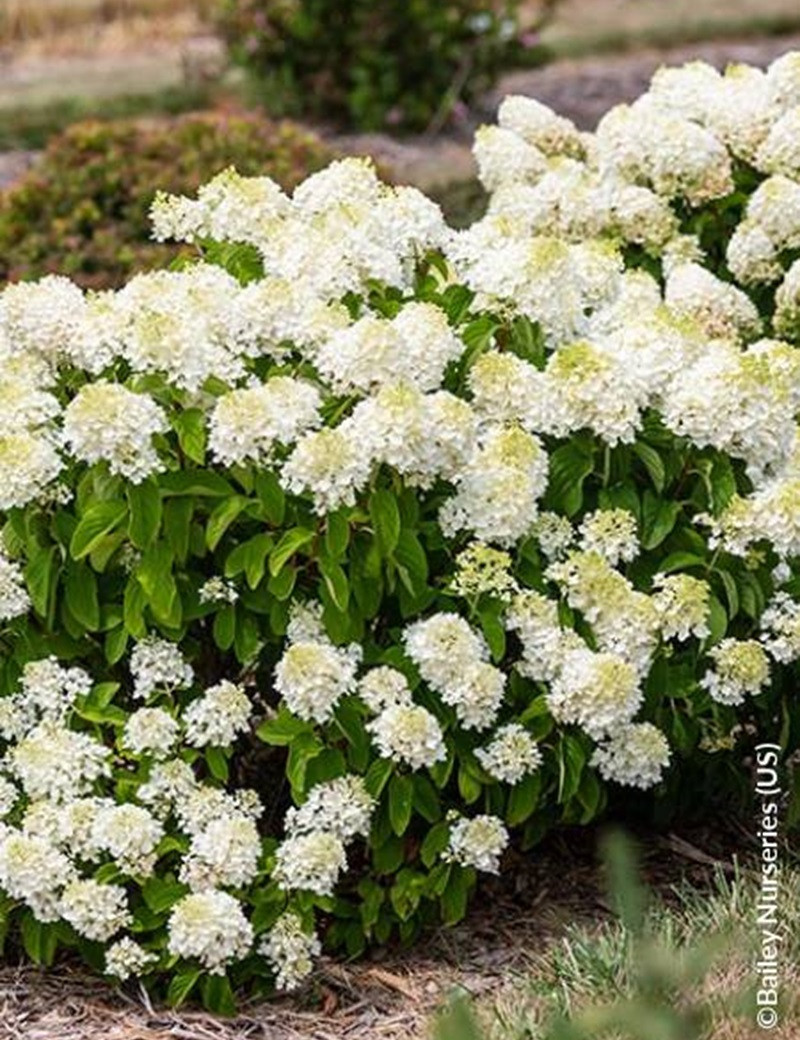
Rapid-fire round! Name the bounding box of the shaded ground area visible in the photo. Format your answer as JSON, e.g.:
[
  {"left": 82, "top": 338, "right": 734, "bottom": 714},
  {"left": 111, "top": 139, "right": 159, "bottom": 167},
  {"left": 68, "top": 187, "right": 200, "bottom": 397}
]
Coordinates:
[{"left": 2, "top": 826, "right": 794, "bottom": 1040}]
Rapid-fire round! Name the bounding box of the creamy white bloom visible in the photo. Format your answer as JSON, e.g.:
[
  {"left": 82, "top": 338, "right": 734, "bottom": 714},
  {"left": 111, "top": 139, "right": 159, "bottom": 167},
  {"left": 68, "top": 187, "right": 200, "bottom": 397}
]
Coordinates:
[
  {"left": 547, "top": 645, "right": 642, "bottom": 739},
  {"left": 366, "top": 702, "right": 447, "bottom": 770},
  {"left": 62, "top": 381, "right": 167, "bottom": 483},
  {"left": 8, "top": 721, "right": 110, "bottom": 802},
  {"left": 274, "top": 830, "right": 347, "bottom": 896},
  {"left": 130, "top": 637, "right": 194, "bottom": 700},
  {"left": 274, "top": 639, "right": 361, "bottom": 723},
  {"left": 168, "top": 890, "right": 253, "bottom": 974},
  {"left": 105, "top": 937, "right": 157, "bottom": 979},
  {"left": 451, "top": 542, "right": 518, "bottom": 601},
  {"left": 578, "top": 509, "right": 639, "bottom": 566},
  {"left": 261, "top": 912, "right": 321, "bottom": 992},
  {"left": 123, "top": 707, "right": 179, "bottom": 758},
  {"left": 445, "top": 814, "right": 509, "bottom": 874},
  {"left": 0, "top": 829, "right": 74, "bottom": 920},
  {"left": 357, "top": 666, "right": 414, "bottom": 714},
  {"left": 404, "top": 613, "right": 487, "bottom": 691},
  {"left": 281, "top": 421, "right": 372, "bottom": 513},
  {"left": 0, "top": 553, "right": 30, "bottom": 622},
  {"left": 284, "top": 776, "right": 374, "bottom": 843},
  {"left": 760, "top": 592, "right": 800, "bottom": 663},
  {"left": 19, "top": 656, "right": 92, "bottom": 722},
  {"left": 208, "top": 377, "right": 322, "bottom": 467},
  {"left": 90, "top": 803, "right": 164, "bottom": 876},
  {"left": 0, "top": 776, "right": 19, "bottom": 818},
  {"left": 701, "top": 639, "right": 770, "bottom": 706},
  {"left": 198, "top": 576, "right": 239, "bottom": 605},
  {"left": 0, "top": 431, "right": 62, "bottom": 509},
  {"left": 652, "top": 573, "right": 711, "bottom": 641},
  {"left": 476, "top": 723, "right": 542, "bottom": 784},
  {"left": 591, "top": 722, "right": 671, "bottom": 789},
  {"left": 60, "top": 878, "right": 131, "bottom": 941},
  {"left": 180, "top": 813, "right": 262, "bottom": 890},
  {"left": 184, "top": 680, "right": 252, "bottom": 747}
]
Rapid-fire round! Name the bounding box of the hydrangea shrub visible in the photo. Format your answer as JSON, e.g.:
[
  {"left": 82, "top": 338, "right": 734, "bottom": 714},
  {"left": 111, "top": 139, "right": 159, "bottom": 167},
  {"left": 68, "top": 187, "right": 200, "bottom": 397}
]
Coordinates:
[{"left": 1, "top": 53, "right": 800, "bottom": 1009}]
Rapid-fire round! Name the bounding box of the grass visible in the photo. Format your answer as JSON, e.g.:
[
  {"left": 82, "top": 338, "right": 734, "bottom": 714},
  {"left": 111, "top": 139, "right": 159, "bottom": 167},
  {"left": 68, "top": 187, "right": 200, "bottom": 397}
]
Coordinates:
[
  {"left": 0, "top": 0, "right": 214, "bottom": 43},
  {"left": 473, "top": 862, "right": 800, "bottom": 1039}
]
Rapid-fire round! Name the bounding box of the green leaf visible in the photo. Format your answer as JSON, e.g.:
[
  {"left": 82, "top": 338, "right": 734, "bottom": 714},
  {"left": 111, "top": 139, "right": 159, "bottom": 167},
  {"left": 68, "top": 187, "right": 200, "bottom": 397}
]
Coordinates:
[
  {"left": 369, "top": 489, "right": 401, "bottom": 556},
  {"left": 633, "top": 442, "right": 666, "bottom": 493},
  {"left": 173, "top": 408, "right": 207, "bottom": 465},
  {"left": 478, "top": 604, "right": 505, "bottom": 662},
  {"left": 324, "top": 512, "right": 350, "bottom": 559},
  {"left": 225, "top": 532, "right": 273, "bottom": 589},
  {"left": 255, "top": 471, "right": 285, "bottom": 526},
  {"left": 506, "top": 771, "right": 542, "bottom": 826},
  {"left": 64, "top": 563, "right": 100, "bottom": 630},
  {"left": 319, "top": 557, "right": 349, "bottom": 612},
  {"left": 167, "top": 968, "right": 201, "bottom": 1008},
  {"left": 364, "top": 757, "right": 394, "bottom": 798},
  {"left": 706, "top": 595, "right": 727, "bottom": 645},
  {"left": 141, "top": 876, "right": 188, "bottom": 914},
  {"left": 213, "top": 604, "right": 236, "bottom": 650},
  {"left": 159, "top": 471, "right": 233, "bottom": 497},
  {"left": 546, "top": 443, "right": 594, "bottom": 516},
  {"left": 394, "top": 530, "right": 428, "bottom": 595},
  {"left": 206, "top": 496, "right": 250, "bottom": 552},
  {"left": 641, "top": 492, "right": 681, "bottom": 550},
  {"left": 126, "top": 479, "right": 163, "bottom": 550},
  {"left": 388, "top": 774, "right": 414, "bottom": 836},
  {"left": 123, "top": 578, "right": 148, "bottom": 638},
  {"left": 269, "top": 527, "right": 315, "bottom": 577},
  {"left": 420, "top": 821, "right": 450, "bottom": 868},
  {"left": 715, "top": 568, "right": 739, "bottom": 620},
  {"left": 557, "top": 735, "right": 586, "bottom": 804},
  {"left": 105, "top": 625, "right": 129, "bottom": 665},
  {"left": 659, "top": 551, "right": 706, "bottom": 573},
  {"left": 256, "top": 707, "right": 313, "bottom": 746},
  {"left": 201, "top": 974, "right": 236, "bottom": 1017},
  {"left": 70, "top": 500, "right": 127, "bottom": 559},
  {"left": 163, "top": 496, "right": 194, "bottom": 564},
  {"left": 25, "top": 545, "right": 58, "bottom": 619},
  {"left": 440, "top": 866, "right": 475, "bottom": 926},
  {"left": 20, "top": 914, "right": 58, "bottom": 966},
  {"left": 206, "top": 745, "right": 229, "bottom": 780},
  {"left": 137, "top": 542, "right": 180, "bottom": 626},
  {"left": 412, "top": 774, "right": 441, "bottom": 823}
]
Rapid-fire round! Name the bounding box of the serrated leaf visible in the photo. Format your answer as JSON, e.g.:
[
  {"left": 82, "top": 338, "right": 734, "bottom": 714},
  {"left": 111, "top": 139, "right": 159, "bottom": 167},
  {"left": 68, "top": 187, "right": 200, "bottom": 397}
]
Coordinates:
[
  {"left": 206, "top": 496, "right": 249, "bottom": 551},
  {"left": 388, "top": 774, "right": 414, "bottom": 836},
  {"left": 633, "top": 442, "right": 666, "bottom": 493},
  {"left": 172, "top": 408, "right": 207, "bottom": 465},
  {"left": 64, "top": 563, "right": 100, "bottom": 630},
  {"left": 269, "top": 527, "right": 315, "bottom": 577},
  {"left": 369, "top": 489, "right": 401, "bottom": 556},
  {"left": 126, "top": 478, "right": 163, "bottom": 550},
  {"left": 546, "top": 443, "right": 594, "bottom": 516}
]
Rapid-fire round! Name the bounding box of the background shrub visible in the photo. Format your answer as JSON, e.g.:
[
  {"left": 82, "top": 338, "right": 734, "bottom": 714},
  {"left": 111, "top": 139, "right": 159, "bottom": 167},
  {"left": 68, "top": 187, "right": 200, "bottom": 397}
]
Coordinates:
[
  {"left": 0, "top": 112, "right": 335, "bottom": 289},
  {"left": 217, "top": 0, "right": 558, "bottom": 131}
]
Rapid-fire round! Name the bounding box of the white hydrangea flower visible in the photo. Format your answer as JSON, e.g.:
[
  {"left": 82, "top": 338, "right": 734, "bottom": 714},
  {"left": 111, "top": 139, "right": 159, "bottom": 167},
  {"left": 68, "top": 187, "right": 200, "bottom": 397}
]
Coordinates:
[
  {"left": 198, "top": 576, "right": 239, "bottom": 606},
  {"left": 180, "top": 813, "right": 261, "bottom": 890},
  {"left": 60, "top": 878, "right": 131, "bottom": 941},
  {"left": 138, "top": 759, "right": 198, "bottom": 816},
  {"left": 472, "top": 124, "right": 548, "bottom": 192},
  {"left": 90, "top": 803, "right": 164, "bottom": 876},
  {"left": 591, "top": 722, "right": 671, "bottom": 789},
  {"left": 0, "top": 776, "right": 19, "bottom": 818},
  {"left": 498, "top": 96, "right": 585, "bottom": 158},
  {"left": 578, "top": 509, "right": 639, "bottom": 566},
  {"left": 260, "top": 912, "right": 321, "bottom": 992},
  {"left": 281, "top": 422, "right": 372, "bottom": 513},
  {"left": 445, "top": 814, "right": 509, "bottom": 874},
  {"left": 184, "top": 680, "right": 252, "bottom": 747},
  {"left": 0, "top": 431, "right": 63, "bottom": 510},
  {"left": 652, "top": 573, "right": 711, "bottom": 641},
  {"left": 274, "top": 830, "right": 347, "bottom": 896},
  {"left": 357, "top": 666, "right": 414, "bottom": 714},
  {"left": 760, "top": 592, "right": 800, "bottom": 663},
  {"left": 475, "top": 723, "right": 542, "bottom": 784},
  {"left": 0, "top": 553, "right": 30, "bottom": 622},
  {"left": 208, "top": 377, "right": 322, "bottom": 467},
  {"left": 438, "top": 659, "right": 506, "bottom": 732},
  {"left": 506, "top": 589, "right": 567, "bottom": 683},
  {"left": 451, "top": 542, "right": 518, "bottom": 601},
  {"left": 547, "top": 645, "right": 642, "bottom": 740},
  {"left": 19, "top": 657, "right": 92, "bottom": 721},
  {"left": 532, "top": 512, "right": 574, "bottom": 561},
  {"left": 701, "top": 639, "right": 770, "bottom": 706},
  {"left": 105, "top": 936, "right": 157, "bottom": 979},
  {"left": 284, "top": 776, "right": 374, "bottom": 843},
  {"left": 130, "top": 637, "right": 194, "bottom": 700},
  {"left": 168, "top": 890, "right": 253, "bottom": 975},
  {"left": 404, "top": 613, "right": 488, "bottom": 691},
  {"left": 123, "top": 707, "right": 179, "bottom": 758},
  {"left": 62, "top": 381, "right": 168, "bottom": 483},
  {"left": 8, "top": 722, "right": 110, "bottom": 803},
  {"left": 274, "top": 640, "right": 361, "bottom": 723},
  {"left": 366, "top": 702, "right": 447, "bottom": 770},
  {"left": 285, "top": 599, "right": 327, "bottom": 645},
  {"left": 0, "top": 830, "right": 74, "bottom": 920}
]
